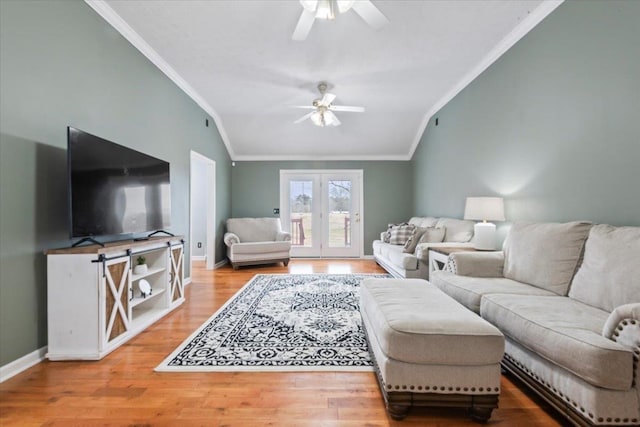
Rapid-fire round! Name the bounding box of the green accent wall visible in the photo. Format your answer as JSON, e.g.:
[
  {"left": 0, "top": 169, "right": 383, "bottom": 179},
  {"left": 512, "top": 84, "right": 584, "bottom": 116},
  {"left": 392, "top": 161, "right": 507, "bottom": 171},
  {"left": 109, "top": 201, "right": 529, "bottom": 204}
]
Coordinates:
[
  {"left": 231, "top": 161, "right": 413, "bottom": 255},
  {"left": 0, "top": 1, "right": 231, "bottom": 366},
  {"left": 412, "top": 0, "right": 640, "bottom": 239}
]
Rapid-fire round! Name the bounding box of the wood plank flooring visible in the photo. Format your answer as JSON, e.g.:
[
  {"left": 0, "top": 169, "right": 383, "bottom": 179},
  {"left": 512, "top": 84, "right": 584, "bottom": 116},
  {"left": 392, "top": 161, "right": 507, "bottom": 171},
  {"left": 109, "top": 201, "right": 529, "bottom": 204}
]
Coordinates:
[{"left": 0, "top": 259, "right": 568, "bottom": 426}]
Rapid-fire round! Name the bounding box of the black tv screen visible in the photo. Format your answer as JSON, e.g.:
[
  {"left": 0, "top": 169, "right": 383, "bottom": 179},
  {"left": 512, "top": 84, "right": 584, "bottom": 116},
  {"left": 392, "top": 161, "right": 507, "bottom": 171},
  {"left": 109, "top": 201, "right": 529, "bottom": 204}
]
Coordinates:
[{"left": 68, "top": 127, "right": 171, "bottom": 238}]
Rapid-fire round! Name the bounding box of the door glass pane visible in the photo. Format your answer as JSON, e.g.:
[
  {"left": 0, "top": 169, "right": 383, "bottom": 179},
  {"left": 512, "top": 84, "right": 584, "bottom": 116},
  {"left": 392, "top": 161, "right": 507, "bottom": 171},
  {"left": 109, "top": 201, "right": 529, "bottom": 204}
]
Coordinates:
[
  {"left": 328, "top": 180, "right": 351, "bottom": 248},
  {"left": 290, "top": 180, "right": 313, "bottom": 247}
]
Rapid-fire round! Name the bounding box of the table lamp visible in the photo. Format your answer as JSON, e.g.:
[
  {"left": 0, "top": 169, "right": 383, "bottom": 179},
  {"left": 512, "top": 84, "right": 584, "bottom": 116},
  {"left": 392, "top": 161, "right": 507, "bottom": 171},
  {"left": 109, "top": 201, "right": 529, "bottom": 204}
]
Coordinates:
[{"left": 464, "top": 197, "right": 505, "bottom": 250}]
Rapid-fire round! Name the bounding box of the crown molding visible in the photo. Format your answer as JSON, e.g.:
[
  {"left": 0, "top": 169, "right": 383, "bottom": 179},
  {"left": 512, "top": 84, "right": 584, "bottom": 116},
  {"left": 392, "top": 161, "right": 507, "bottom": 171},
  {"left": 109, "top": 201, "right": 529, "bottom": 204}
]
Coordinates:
[
  {"left": 231, "top": 153, "right": 411, "bottom": 162},
  {"left": 84, "top": 0, "right": 236, "bottom": 159},
  {"left": 407, "top": 0, "right": 564, "bottom": 160}
]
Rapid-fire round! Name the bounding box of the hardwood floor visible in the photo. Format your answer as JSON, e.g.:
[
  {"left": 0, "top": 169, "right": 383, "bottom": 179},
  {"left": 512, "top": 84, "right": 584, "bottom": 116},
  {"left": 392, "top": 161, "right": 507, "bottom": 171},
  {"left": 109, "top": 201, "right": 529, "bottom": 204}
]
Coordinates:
[{"left": 0, "top": 259, "right": 568, "bottom": 426}]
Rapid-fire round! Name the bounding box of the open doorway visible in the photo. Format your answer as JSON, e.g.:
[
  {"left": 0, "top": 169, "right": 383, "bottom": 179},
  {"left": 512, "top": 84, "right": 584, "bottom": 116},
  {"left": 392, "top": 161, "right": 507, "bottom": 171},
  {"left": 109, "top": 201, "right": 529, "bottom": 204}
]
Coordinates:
[{"left": 190, "top": 151, "right": 216, "bottom": 272}]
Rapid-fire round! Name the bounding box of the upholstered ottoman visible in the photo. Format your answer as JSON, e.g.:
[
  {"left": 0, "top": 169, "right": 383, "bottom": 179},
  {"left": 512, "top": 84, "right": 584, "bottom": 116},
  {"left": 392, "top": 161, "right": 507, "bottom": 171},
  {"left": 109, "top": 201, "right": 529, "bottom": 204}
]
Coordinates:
[{"left": 359, "top": 278, "right": 505, "bottom": 422}]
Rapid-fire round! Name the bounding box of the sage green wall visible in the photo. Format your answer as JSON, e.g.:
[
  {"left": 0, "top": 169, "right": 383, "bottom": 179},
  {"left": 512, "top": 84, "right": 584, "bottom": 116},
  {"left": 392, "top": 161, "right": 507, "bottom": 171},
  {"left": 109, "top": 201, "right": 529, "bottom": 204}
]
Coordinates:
[
  {"left": 412, "top": 0, "right": 640, "bottom": 239},
  {"left": 231, "top": 161, "right": 414, "bottom": 255},
  {"left": 0, "top": 1, "right": 231, "bottom": 366}
]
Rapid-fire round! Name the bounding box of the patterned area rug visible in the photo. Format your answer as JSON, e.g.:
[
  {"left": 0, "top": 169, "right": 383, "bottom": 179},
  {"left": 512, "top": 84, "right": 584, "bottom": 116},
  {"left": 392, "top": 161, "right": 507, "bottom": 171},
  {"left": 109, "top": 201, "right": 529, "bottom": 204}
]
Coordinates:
[{"left": 156, "top": 273, "right": 389, "bottom": 372}]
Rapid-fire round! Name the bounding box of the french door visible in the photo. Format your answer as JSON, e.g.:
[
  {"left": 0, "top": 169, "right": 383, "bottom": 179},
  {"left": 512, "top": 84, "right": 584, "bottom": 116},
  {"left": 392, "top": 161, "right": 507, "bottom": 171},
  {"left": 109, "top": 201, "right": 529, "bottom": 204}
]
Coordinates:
[{"left": 280, "top": 170, "right": 363, "bottom": 258}]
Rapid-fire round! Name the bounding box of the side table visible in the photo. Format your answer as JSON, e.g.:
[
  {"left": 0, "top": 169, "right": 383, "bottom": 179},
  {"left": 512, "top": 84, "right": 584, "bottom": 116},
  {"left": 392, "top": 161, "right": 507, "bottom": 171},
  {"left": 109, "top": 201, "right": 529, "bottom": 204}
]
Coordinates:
[{"left": 428, "top": 246, "right": 477, "bottom": 277}]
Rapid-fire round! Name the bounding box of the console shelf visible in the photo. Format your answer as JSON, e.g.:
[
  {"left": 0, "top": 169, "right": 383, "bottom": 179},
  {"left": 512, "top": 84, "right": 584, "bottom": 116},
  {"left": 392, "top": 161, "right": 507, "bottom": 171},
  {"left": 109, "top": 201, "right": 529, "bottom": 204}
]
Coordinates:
[
  {"left": 130, "top": 288, "right": 166, "bottom": 308},
  {"left": 46, "top": 236, "right": 185, "bottom": 361},
  {"left": 131, "top": 266, "right": 166, "bottom": 282}
]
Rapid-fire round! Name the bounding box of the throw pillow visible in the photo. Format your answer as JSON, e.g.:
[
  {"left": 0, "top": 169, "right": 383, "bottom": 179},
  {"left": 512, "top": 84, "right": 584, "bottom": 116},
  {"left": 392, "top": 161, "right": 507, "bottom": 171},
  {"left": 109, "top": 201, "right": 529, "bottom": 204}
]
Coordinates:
[
  {"left": 403, "top": 227, "right": 429, "bottom": 253},
  {"left": 384, "top": 222, "right": 407, "bottom": 243},
  {"left": 418, "top": 227, "right": 446, "bottom": 244},
  {"left": 388, "top": 224, "right": 416, "bottom": 245}
]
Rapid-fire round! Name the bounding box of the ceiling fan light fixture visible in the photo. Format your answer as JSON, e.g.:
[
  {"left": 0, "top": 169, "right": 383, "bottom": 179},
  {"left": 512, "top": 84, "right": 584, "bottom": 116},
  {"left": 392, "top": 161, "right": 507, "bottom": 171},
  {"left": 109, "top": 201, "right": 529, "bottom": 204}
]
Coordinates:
[
  {"left": 310, "top": 111, "right": 324, "bottom": 127},
  {"left": 299, "top": 0, "right": 355, "bottom": 20}
]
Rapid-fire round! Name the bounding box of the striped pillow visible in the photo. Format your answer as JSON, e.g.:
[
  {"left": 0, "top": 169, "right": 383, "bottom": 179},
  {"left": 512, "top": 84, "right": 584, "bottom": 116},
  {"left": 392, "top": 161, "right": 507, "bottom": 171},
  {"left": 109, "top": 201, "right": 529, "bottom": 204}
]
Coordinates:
[{"left": 389, "top": 224, "right": 416, "bottom": 245}]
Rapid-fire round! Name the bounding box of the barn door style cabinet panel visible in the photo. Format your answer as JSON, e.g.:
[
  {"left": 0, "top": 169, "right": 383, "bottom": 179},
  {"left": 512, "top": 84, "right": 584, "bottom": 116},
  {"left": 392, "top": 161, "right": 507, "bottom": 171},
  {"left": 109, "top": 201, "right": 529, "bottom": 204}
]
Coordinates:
[{"left": 46, "top": 237, "right": 185, "bottom": 360}]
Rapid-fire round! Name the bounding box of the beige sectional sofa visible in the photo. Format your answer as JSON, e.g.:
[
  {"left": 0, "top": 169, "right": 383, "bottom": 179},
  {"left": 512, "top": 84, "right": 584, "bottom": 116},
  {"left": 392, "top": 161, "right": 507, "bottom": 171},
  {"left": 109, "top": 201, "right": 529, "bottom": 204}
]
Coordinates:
[
  {"left": 372, "top": 216, "right": 475, "bottom": 279},
  {"left": 431, "top": 221, "right": 640, "bottom": 426}
]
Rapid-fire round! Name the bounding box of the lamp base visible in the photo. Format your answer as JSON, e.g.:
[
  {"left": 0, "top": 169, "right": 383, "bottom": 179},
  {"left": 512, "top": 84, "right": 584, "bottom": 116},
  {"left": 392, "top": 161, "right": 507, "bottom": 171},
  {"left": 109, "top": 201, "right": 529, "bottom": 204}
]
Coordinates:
[{"left": 473, "top": 222, "right": 496, "bottom": 251}]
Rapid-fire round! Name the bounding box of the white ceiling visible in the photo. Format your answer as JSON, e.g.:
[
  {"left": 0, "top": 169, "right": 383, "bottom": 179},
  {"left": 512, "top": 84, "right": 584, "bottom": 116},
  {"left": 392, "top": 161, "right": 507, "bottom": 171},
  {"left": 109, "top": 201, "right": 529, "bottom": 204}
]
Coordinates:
[{"left": 89, "top": 0, "right": 561, "bottom": 160}]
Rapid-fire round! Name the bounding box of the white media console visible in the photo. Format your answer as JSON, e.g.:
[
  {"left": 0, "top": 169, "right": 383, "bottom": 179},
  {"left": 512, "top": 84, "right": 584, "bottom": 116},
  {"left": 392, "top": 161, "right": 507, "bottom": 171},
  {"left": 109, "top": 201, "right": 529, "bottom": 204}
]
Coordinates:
[{"left": 46, "top": 236, "right": 185, "bottom": 360}]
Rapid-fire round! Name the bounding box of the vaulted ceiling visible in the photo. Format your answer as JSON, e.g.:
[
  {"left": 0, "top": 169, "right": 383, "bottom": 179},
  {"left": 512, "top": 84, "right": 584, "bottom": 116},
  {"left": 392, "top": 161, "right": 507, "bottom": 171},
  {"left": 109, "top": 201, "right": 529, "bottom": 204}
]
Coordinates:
[{"left": 89, "top": 0, "right": 561, "bottom": 160}]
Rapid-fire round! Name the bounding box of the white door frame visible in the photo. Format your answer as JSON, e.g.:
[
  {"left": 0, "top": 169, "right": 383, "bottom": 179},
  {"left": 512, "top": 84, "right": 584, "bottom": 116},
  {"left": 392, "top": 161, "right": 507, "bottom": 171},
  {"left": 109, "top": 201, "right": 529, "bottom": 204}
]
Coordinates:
[
  {"left": 190, "top": 151, "right": 216, "bottom": 271},
  {"left": 279, "top": 169, "right": 364, "bottom": 258}
]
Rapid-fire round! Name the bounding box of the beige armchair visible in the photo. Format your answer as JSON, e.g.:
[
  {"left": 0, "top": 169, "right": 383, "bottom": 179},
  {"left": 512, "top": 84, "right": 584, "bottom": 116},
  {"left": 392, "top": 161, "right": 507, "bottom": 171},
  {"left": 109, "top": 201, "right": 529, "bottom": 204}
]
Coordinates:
[{"left": 224, "top": 218, "right": 291, "bottom": 269}]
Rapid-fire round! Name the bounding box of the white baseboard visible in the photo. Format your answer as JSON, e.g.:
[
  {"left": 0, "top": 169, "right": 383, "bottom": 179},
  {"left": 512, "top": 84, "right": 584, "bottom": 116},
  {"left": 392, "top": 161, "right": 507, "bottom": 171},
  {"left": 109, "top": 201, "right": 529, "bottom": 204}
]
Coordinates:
[
  {"left": 362, "top": 255, "right": 375, "bottom": 260},
  {"left": 191, "top": 255, "right": 206, "bottom": 261},
  {"left": 0, "top": 346, "right": 47, "bottom": 383},
  {"left": 215, "top": 259, "right": 228, "bottom": 269},
  {"left": 184, "top": 276, "right": 192, "bottom": 286}
]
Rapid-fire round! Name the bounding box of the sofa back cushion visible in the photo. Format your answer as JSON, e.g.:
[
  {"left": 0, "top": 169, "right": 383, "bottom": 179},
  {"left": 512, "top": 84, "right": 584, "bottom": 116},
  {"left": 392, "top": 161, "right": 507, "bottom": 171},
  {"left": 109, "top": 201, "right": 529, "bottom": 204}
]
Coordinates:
[
  {"left": 408, "top": 217, "right": 439, "bottom": 228},
  {"left": 226, "top": 217, "right": 281, "bottom": 242},
  {"left": 435, "top": 218, "right": 475, "bottom": 242},
  {"left": 569, "top": 225, "right": 640, "bottom": 312},
  {"left": 503, "top": 221, "right": 592, "bottom": 295}
]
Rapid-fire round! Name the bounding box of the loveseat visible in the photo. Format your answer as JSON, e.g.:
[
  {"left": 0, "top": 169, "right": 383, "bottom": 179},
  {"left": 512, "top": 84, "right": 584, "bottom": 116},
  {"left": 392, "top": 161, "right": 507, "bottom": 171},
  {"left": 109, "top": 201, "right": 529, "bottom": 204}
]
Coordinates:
[
  {"left": 372, "top": 217, "right": 475, "bottom": 279},
  {"left": 224, "top": 217, "right": 291, "bottom": 269},
  {"left": 430, "top": 221, "right": 640, "bottom": 426}
]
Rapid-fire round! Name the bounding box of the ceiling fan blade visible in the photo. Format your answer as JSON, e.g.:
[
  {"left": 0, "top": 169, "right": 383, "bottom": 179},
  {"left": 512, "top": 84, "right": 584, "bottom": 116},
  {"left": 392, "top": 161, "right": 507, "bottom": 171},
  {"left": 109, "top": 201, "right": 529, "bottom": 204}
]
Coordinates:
[
  {"left": 330, "top": 105, "right": 365, "bottom": 112},
  {"left": 351, "top": 0, "right": 389, "bottom": 30},
  {"left": 320, "top": 92, "right": 336, "bottom": 105},
  {"left": 294, "top": 111, "right": 315, "bottom": 124},
  {"left": 292, "top": 9, "right": 316, "bottom": 41},
  {"left": 324, "top": 110, "right": 341, "bottom": 126},
  {"left": 291, "top": 105, "right": 316, "bottom": 109}
]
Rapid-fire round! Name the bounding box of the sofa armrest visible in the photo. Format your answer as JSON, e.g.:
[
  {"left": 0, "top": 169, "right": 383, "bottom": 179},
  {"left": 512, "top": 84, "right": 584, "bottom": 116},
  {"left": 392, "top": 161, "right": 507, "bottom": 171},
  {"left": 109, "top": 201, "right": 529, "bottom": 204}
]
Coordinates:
[
  {"left": 224, "top": 232, "right": 240, "bottom": 247},
  {"left": 380, "top": 232, "right": 387, "bottom": 241},
  {"left": 603, "top": 303, "right": 640, "bottom": 348},
  {"left": 446, "top": 252, "right": 505, "bottom": 277},
  {"left": 276, "top": 231, "right": 291, "bottom": 242}
]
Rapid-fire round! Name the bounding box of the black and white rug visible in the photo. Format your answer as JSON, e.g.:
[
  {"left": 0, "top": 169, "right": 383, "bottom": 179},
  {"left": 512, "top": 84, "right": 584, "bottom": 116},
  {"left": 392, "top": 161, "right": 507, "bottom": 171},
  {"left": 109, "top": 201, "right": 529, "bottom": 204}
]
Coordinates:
[{"left": 155, "top": 273, "right": 389, "bottom": 372}]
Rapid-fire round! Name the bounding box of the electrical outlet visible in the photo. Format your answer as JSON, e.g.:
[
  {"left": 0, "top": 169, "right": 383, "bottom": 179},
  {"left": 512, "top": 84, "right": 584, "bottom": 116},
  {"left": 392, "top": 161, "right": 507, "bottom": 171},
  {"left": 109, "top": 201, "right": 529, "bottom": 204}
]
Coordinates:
[
  {"left": 197, "top": 242, "right": 202, "bottom": 248},
  {"left": 273, "top": 208, "right": 280, "bottom": 215}
]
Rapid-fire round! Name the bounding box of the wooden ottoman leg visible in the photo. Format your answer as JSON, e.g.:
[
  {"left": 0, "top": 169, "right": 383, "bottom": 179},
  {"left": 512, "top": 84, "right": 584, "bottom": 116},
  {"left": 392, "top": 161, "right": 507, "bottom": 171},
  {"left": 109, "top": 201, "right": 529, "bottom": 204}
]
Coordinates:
[
  {"left": 469, "top": 395, "right": 498, "bottom": 423},
  {"left": 388, "top": 403, "right": 410, "bottom": 421},
  {"left": 469, "top": 406, "right": 493, "bottom": 423}
]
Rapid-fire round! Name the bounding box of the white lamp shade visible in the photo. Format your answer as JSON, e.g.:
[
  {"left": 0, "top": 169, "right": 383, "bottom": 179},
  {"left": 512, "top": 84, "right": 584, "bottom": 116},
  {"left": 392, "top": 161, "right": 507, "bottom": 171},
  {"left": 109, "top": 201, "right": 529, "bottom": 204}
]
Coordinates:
[{"left": 464, "top": 197, "right": 505, "bottom": 222}]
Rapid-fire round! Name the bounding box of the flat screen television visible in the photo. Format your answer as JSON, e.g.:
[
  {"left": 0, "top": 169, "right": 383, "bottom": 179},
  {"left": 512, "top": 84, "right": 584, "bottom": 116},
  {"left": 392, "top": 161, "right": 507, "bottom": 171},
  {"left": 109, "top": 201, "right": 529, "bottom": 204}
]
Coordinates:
[{"left": 67, "top": 127, "right": 171, "bottom": 240}]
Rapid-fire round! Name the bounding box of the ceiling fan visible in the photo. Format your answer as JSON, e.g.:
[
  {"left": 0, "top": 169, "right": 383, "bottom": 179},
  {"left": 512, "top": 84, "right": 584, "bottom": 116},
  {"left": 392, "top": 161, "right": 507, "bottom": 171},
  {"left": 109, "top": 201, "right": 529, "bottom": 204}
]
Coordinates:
[
  {"left": 292, "top": 0, "right": 389, "bottom": 41},
  {"left": 293, "top": 82, "right": 365, "bottom": 127}
]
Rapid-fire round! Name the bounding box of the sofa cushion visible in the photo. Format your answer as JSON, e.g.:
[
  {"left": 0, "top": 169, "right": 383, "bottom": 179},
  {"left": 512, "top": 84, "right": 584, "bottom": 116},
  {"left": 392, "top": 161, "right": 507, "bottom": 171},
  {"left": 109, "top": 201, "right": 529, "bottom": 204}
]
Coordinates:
[
  {"left": 230, "top": 241, "right": 291, "bottom": 255},
  {"left": 430, "top": 271, "right": 556, "bottom": 313},
  {"left": 387, "top": 244, "right": 418, "bottom": 270},
  {"left": 480, "top": 294, "right": 633, "bottom": 391},
  {"left": 388, "top": 224, "right": 416, "bottom": 245},
  {"left": 569, "top": 224, "right": 640, "bottom": 312},
  {"left": 226, "top": 218, "right": 282, "bottom": 242},
  {"left": 435, "top": 218, "right": 475, "bottom": 242},
  {"left": 408, "top": 217, "right": 439, "bottom": 228},
  {"left": 418, "top": 226, "right": 446, "bottom": 244},
  {"left": 503, "top": 221, "right": 592, "bottom": 295},
  {"left": 360, "top": 278, "right": 504, "bottom": 365}
]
